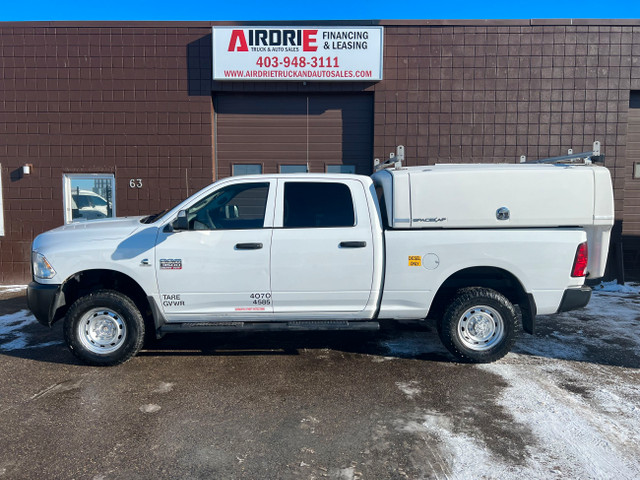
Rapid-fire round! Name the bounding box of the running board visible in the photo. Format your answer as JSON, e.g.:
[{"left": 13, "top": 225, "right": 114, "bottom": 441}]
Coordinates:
[{"left": 159, "top": 320, "right": 380, "bottom": 334}]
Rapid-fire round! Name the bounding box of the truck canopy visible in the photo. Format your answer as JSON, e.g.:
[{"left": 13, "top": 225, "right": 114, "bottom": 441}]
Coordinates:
[{"left": 372, "top": 163, "right": 614, "bottom": 279}]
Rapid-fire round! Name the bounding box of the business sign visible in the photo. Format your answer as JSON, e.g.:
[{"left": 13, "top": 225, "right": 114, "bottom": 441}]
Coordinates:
[{"left": 212, "top": 26, "right": 383, "bottom": 81}]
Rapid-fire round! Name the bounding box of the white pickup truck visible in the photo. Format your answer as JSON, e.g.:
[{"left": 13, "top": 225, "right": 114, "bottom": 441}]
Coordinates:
[{"left": 27, "top": 157, "right": 614, "bottom": 366}]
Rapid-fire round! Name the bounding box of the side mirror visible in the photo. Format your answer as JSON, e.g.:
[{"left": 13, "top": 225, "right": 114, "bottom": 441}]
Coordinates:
[
  {"left": 171, "top": 210, "right": 189, "bottom": 231},
  {"left": 224, "top": 204, "right": 239, "bottom": 219}
]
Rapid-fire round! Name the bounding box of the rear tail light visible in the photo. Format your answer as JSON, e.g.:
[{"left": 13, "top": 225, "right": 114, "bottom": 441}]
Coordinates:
[{"left": 571, "top": 242, "right": 588, "bottom": 277}]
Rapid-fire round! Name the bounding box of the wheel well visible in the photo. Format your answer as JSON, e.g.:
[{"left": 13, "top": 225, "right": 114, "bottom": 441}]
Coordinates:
[
  {"left": 53, "top": 270, "right": 153, "bottom": 331},
  {"left": 428, "top": 267, "right": 531, "bottom": 322}
]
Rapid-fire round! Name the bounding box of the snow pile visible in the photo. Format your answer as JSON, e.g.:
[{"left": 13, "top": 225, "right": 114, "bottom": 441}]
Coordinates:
[
  {"left": 0, "top": 285, "right": 27, "bottom": 294},
  {"left": 593, "top": 280, "right": 640, "bottom": 294},
  {"left": 0, "top": 309, "right": 61, "bottom": 351}
]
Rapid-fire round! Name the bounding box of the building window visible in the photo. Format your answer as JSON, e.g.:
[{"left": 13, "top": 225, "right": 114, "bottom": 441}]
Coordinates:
[
  {"left": 283, "top": 182, "right": 355, "bottom": 228},
  {"left": 326, "top": 165, "right": 356, "bottom": 174},
  {"left": 233, "top": 164, "right": 262, "bottom": 176},
  {"left": 63, "top": 174, "right": 115, "bottom": 224},
  {"left": 280, "top": 165, "right": 308, "bottom": 174},
  {"left": 0, "top": 165, "right": 4, "bottom": 236}
]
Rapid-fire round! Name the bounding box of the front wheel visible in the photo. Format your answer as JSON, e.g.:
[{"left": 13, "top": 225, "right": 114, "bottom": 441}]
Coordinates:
[
  {"left": 63, "top": 290, "right": 145, "bottom": 366},
  {"left": 438, "top": 287, "right": 517, "bottom": 363}
]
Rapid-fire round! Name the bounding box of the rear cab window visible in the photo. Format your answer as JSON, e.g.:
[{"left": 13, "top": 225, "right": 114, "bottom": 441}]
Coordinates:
[{"left": 283, "top": 182, "right": 355, "bottom": 228}]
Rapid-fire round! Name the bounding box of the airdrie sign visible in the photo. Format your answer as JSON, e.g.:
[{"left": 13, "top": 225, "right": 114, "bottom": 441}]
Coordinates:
[{"left": 212, "top": 26, "right": 384, "bottom": 81}]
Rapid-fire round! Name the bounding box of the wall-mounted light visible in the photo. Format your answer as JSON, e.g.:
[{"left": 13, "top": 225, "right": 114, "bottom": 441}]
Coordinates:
[{"left": 22, "top": 164, "right": 33, "bottom": 175}]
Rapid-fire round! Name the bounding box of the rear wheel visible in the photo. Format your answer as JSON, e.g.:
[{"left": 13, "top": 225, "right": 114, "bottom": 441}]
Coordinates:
[
  {"left": 438, "top": 287, "right": 517, "bottom": 363},
  {"left": 63, "top": 290, "right": 145, "bottom": 366}
]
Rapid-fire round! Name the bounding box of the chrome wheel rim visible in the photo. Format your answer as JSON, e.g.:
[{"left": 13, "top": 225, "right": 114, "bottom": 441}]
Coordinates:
[
  {"left": 77, "top": 308, "right": 127, "bottom": 354},
  {"left": 457, "top": 305, "right": 504, "bottom": 351}
]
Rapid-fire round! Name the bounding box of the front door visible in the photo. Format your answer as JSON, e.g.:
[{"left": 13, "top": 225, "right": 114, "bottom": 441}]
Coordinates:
[{"left": 155, "top": 180, "right": 275, "bottom": 321}]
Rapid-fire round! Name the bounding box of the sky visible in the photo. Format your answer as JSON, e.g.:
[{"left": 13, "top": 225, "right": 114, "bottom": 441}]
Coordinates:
[{"left": 1, "top": 0, "right": 639, "bottom": 22}]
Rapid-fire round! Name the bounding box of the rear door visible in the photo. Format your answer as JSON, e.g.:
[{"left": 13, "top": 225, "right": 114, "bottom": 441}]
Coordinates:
[{"left": 270, "top": 179, "right": 374, "bottom": 314}]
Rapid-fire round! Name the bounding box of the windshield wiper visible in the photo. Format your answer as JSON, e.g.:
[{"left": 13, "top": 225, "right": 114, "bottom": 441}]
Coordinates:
[{"left": 141, "top": 209, "right": 168, "bottom": 224}]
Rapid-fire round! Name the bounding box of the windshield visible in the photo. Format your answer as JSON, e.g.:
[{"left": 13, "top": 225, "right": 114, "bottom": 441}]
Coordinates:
[{"left": 138, "top": 181, "right": 235, "bottom": 225}]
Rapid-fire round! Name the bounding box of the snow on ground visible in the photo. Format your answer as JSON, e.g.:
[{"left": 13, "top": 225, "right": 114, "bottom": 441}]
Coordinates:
[
  {"left": 478, "top": 359, "right": 640, "bottom": 479},
  {"left": 392, "top": 286, "right": 640, "bottom": 479},
  {"left": 1, "top": 285, "right": 639, "bottom": 478},
  {"left": 0, "top": 310, "right": 62, "bottom": 351},
  {"left": 0, "top": 285, "right": 27, "bottom": 295},
  {"left": 593, "top": 280, "right": 640, "bottom": 295}
]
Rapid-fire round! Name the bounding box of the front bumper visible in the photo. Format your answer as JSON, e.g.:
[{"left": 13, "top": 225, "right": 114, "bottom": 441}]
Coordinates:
[
  {"left": 557, "top": 286, "right": 592, "bottom": 313},
  {"left": 27, "top": 282, "right": 60, "bottom": 326}
]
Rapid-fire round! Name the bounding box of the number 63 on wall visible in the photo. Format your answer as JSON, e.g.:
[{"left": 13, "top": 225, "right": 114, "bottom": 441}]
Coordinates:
[{"left": 129, "top": 179, "right": 142, "bottom": 188}]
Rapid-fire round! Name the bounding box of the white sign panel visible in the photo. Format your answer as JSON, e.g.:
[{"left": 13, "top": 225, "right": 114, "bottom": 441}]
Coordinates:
[{"left": 212, "top": 26, "right": 383, "bottom": 81}]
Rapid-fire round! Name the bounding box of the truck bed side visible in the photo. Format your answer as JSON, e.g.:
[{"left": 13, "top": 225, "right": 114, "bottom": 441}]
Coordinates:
[{"left": 379, "top": 228, "right": 587, "bottom": 319}]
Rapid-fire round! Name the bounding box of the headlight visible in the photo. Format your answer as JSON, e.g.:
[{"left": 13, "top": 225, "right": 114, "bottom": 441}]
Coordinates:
[{"left": 32, "top": 252, "right": 57, "bottom": 279}]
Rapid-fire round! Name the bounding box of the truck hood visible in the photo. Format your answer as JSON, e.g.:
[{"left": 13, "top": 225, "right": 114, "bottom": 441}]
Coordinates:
[
  {"left": 31, "top": 216, "right": 162, "bottom": 284},
  {"left": 32, "top": 217, "right": 148, "bottom": 253}
]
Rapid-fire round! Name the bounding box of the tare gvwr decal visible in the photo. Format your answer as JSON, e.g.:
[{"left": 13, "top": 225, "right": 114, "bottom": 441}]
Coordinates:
[{"left": 212, "top": 26, "right": 383, "bottom": 81}]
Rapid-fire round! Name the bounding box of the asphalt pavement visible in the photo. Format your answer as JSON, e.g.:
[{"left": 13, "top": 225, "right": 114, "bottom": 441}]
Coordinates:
[{"left": 1, "top": 287, "right": 639, "bottom": 479}]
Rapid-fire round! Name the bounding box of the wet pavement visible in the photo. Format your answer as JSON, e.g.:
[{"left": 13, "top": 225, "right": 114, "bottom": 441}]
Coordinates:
[{"left": 1, "top": 286, "right": 639, "bottom": 479}]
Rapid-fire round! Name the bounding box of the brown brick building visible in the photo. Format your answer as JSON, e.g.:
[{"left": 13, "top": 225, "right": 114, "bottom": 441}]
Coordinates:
[{"left": 1, "top": 19, "right": 640, "bottom": 283}]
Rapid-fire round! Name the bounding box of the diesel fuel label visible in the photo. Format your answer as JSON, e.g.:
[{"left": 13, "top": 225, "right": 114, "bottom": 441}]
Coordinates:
[
  {"left": 408, "top": 256, "right": 422, "bottom": 267},
  {"left": 212, "top": 26, "right": 383, "bottom": 81}
]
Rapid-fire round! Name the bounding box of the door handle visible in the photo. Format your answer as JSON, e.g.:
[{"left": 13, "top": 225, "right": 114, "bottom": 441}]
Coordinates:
[
  {"left": 339, "top": 241, "right": 367, "bottom": 248},
  {"left": 235, "top": 243, "right": 263, "bottom": 250}
]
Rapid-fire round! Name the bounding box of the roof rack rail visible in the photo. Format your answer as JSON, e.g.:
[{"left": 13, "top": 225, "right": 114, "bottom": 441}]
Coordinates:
[
  {"left": 519, "top": 141, "right": 604, "bottom": 165},
  {"left": 374, "top": 145, "right": 405, "bottom": 171}
]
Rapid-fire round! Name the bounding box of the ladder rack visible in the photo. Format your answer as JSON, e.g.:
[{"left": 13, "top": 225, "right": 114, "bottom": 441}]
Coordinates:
[
  {"left": 520, "top": 141, "right": 604, "bottom": 165},
  {"left": 373, "top": 141, "right": 604, "bottom": 172},
  {"left": 374, "top": 145, "right": 405, "bottom": 171}
]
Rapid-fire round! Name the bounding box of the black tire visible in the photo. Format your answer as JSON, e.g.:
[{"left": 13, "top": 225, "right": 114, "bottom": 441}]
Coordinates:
[
  {"left": 63, "top": 290, "right": 145, "bottom": 366},
  {"left": 438, "top": 287, "right": 517, "bottom": 363}
]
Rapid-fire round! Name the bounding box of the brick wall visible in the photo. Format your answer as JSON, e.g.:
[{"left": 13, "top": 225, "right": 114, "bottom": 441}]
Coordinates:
[
  {"left": 1, "top": 20, "right": 640, "bottom": 283},
  {"left": 374, "top": 23, "right": 640, "bottom": 225},
  {"left": 0, "top": 24, "right": 214, "bottom": 283}
]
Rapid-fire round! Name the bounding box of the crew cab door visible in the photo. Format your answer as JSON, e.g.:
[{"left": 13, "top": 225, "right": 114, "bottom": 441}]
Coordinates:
[
  {"left": 270, "top": 179, "right": 374, "bottom": 314},
  {"left": 155, "top": 180, "right": 275, "bottom": 320}
]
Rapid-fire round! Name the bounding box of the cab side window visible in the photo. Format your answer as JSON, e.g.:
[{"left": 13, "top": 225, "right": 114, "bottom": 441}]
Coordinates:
[
  {"left": 187, "top": 183, "right": 269, "bottom": 230},
  {"left": 283, "top": 182, "right": 355, "bottom": 228}
]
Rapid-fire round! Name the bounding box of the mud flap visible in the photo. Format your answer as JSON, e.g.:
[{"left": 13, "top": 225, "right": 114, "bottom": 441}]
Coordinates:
[{"left": 521, "top": 293, "right": 537, "bottom": 335}]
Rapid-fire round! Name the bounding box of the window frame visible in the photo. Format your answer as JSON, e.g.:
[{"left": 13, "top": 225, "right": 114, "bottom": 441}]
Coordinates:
[
  {"left": 279, "top": 164, "right": 308, "bottom": 174},
  {"left": 325, "top": 165, "right": 356, "bottom": 174},
  {"left": 232, "top": 164, "right": 263, "bottom": 176},
  {"left": 63, "top": 174, "right": 116, "bottom": 224}
]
